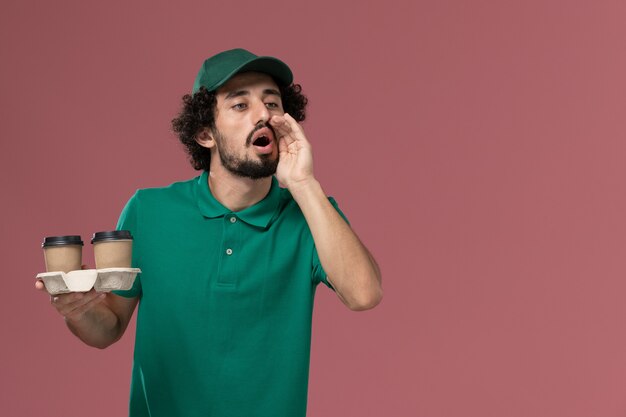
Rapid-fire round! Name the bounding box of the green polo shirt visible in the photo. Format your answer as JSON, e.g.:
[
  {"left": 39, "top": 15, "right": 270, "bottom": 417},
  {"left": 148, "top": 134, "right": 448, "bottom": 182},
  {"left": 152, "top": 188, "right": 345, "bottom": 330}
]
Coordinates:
[{"left": 113, "top": 171, "right": 346, "bottom": 417}]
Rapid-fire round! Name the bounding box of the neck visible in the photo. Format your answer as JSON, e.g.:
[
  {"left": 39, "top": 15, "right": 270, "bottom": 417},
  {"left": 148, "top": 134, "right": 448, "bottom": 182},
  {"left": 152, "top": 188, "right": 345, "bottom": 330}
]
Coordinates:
[{"left": 207, "top": 166, "right": 273, "bottom": 212}]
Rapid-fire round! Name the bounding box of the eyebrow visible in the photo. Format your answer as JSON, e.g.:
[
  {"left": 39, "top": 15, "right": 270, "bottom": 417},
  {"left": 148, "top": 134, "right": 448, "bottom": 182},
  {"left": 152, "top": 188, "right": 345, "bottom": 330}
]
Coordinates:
[{"left": 224, "top": 88, "right": 282, "bottom": 100}]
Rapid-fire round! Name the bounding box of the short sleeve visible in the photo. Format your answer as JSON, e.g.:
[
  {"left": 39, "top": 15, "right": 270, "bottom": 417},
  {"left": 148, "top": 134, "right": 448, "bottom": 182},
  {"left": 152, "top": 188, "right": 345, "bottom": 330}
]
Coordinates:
[
  {"left": 112, "top": 192, "right": 142, "bottom": 298},
  {"left": 312, "top": 197, "right": 350, "bottom": 289}
]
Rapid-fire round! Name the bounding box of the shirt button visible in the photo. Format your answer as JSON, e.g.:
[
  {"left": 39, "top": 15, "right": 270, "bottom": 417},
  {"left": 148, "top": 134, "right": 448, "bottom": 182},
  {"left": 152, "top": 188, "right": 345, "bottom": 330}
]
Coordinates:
[
  {"left": 226, "top": 248, "right": 233, "bottom": 255},
  {"left": 230, "top": 216, "right": 237, "bottom": 223}
]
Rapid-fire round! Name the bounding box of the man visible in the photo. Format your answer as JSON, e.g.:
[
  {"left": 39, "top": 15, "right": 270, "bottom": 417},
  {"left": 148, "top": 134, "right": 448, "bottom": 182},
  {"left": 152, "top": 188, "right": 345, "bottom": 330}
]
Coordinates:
[{"left": 36, "top": 48, "right": 382, "bottom": 417}]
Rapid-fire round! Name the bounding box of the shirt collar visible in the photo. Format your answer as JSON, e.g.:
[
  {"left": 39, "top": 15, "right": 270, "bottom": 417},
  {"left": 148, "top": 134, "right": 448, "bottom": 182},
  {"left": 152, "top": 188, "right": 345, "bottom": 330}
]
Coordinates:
[{"left": 196, "top": 171, "right": 281, "bottom": 229}]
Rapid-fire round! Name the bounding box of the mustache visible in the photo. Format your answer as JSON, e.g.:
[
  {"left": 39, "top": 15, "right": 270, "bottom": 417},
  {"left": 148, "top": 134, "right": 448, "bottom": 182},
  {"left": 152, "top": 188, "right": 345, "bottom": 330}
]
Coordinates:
[{"left": 246, "top": 122, "right": 276, "bottom": 146}]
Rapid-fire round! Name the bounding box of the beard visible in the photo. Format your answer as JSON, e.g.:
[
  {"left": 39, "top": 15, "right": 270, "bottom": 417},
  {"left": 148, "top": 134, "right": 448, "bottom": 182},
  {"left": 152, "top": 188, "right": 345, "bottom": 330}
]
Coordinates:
[{"left": 212, "top": 125, "right": 278, "bottom": 180}]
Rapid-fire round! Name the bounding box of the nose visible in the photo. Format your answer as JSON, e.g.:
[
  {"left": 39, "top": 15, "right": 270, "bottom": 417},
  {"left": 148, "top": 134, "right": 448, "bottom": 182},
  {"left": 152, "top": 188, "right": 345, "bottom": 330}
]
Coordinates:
[{"left": 253, "top": 100, "right": 271, "bottom": 125}]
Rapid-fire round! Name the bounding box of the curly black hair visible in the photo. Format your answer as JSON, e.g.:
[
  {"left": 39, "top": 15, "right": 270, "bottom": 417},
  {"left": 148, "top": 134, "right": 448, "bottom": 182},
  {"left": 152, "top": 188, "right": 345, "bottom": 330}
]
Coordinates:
[{"left": 172, "top": 83, "right": 308, "bottom": 171}]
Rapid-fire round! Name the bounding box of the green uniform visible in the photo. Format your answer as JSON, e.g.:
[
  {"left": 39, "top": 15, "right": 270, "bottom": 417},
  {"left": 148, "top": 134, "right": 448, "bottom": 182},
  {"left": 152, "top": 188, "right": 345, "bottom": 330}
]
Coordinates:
[{"left": 114, "top": 171, "right": 346, "bottom": 417}]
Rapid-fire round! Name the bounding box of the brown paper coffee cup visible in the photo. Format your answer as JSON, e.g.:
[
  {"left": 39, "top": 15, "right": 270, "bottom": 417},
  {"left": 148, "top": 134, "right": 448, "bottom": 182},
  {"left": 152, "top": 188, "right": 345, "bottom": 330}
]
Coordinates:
[
  {"left": 42, "top": 236, "right": 84, "bottom": 273},
  {"left": 92, "top": 231, "right": 133, "bottom": 269}
]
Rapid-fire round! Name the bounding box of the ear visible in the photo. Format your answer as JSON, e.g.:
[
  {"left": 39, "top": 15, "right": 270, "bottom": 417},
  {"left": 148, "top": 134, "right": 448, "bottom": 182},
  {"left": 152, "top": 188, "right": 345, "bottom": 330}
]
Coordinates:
[{"left": 195, "top": 128, "right": 215, "bottom": 149}]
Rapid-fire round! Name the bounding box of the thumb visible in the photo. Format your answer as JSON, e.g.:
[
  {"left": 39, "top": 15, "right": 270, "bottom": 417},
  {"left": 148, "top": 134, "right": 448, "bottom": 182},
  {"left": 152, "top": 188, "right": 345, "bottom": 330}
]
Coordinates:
[{"left": 35, "top": 279, "right": 46, "bottom": 292}]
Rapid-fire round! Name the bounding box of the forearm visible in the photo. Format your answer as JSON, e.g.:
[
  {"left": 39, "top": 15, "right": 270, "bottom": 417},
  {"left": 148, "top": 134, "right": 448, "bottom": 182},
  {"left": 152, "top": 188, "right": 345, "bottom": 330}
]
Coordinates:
[
  {"left": 65, "top": 298, "right": 123, "bottom": 349},
  {"left": 290, "top": 179, "right": 382, "bottom": 310}
]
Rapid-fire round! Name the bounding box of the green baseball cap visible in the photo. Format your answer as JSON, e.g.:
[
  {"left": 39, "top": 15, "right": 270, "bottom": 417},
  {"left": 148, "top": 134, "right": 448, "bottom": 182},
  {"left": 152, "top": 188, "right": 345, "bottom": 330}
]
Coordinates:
[{"left": 192, "top": 48, "right": 293, "bottom": 94}]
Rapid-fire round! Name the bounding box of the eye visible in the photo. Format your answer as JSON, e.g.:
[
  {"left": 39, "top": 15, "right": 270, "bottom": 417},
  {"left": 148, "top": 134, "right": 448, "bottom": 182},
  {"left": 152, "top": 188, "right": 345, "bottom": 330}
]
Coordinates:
[
  {"left": 232, "top": 103, "right": 247, "bottom": 110},
  {"left": 265, "top": 102, "right": 280, "bottom": 109}
]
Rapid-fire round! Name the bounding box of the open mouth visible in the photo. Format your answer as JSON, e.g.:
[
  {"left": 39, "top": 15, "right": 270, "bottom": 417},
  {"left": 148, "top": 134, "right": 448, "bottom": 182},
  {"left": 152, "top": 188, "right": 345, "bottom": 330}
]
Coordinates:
[
  {"left": 250, "top": 126, "right": 275, "bottom": 154},
  {"left": 253, "top": 135, "right": 271, "bottom": 147}
]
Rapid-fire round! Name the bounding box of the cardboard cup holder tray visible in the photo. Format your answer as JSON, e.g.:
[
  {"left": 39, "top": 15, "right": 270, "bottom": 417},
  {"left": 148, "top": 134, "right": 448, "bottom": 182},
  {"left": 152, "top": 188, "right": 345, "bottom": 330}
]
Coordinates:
[{"left": 36, "top": 268, "right": 141, "bottom": 295}]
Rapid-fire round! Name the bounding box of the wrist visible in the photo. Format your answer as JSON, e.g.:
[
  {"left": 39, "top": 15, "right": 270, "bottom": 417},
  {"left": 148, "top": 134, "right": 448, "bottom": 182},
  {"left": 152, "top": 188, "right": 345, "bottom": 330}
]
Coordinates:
[
  {"left": 287, "top": 177, "right": 321, "bottom": 199},
  {"left": 64, "top": 310, "right": 90, "bottom": 328}
]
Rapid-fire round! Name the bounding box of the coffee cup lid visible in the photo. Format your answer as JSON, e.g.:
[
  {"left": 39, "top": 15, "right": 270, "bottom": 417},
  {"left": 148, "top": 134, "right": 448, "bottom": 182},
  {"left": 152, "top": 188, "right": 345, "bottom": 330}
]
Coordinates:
[
  {"left": 42, "top": 235, "right": 84, "bottom": 248},
  {"left": 91, "top": 230, "right": 133, "bottom": 244}
]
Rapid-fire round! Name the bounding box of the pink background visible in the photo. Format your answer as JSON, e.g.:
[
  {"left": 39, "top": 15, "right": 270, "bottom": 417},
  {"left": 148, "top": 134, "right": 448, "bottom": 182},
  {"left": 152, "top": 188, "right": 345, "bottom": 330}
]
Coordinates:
[{"left": 2, "top": 0, "right": 626, "bottom": 416}]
